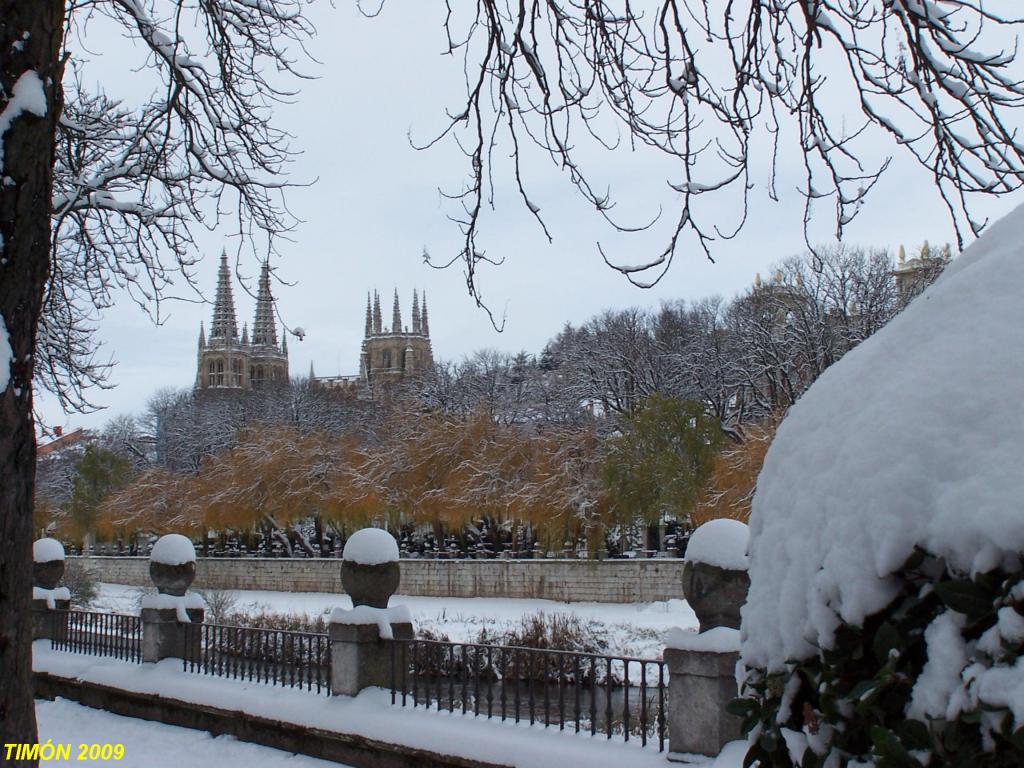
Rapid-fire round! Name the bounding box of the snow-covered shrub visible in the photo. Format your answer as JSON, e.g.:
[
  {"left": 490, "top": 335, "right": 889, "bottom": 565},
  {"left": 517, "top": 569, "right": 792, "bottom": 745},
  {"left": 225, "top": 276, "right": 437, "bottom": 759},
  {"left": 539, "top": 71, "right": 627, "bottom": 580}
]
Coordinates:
[
  {"left": 196, "top": 588, "right": 238, "bottom": 624},
  {"left": 735, "top": 548, "right": 1024, "bottom": 766},
  {"left": 736, "top": 205, "right": 1024, "bottom": 766},
  {"left": 62, "top": 559, "right": 98, "bottom": 608}
]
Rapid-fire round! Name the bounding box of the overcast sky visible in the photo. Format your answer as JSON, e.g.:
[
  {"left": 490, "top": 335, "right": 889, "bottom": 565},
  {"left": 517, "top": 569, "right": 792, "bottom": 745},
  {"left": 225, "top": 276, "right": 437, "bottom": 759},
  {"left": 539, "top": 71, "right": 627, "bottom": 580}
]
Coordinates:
[{"left": 36, "top": 1, "right": 1022, "bottom": 434}]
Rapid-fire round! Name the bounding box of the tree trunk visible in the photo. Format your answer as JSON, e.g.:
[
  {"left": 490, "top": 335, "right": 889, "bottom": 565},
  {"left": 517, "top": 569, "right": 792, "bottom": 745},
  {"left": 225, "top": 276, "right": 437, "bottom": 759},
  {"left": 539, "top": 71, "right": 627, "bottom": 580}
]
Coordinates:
[{"left": 0, "top": 0, "right": 65, "bottom": 755}]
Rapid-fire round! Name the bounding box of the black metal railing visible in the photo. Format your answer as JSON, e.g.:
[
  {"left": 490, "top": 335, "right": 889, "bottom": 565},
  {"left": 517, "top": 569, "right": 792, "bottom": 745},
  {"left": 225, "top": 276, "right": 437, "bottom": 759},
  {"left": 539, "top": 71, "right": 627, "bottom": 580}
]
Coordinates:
[
  {"left": 388, "top": 639, "right": 668, "bottom": 750},
  {"left": 183, "top": 622, "right": 331, "bottom": 694},
  {"left": 49, "top": 609, "right": 143, "bottom": 663}
]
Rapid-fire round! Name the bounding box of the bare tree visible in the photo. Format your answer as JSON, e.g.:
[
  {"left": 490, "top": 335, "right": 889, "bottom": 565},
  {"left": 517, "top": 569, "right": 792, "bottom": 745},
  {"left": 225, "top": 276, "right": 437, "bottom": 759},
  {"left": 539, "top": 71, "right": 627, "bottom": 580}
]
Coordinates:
[
  {"left": 1, "top": 0, "right": 313, "bottom": 745},
  {"left": 543, "top": 309, "right": 667, "bottom": 418},
  {"left": 374, "top": 1, "right": 1024, "bottom": 308}
]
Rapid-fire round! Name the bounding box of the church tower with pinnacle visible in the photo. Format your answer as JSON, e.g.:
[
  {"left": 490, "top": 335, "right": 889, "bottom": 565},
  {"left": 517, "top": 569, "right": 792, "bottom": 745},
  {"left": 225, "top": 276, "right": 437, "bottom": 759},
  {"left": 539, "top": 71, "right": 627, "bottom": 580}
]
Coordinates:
[
  {"left": 357, "top": 288, "right": 433, "bottom": 395},
  {"left": 196, "top": 254, "right": 289, "bottom": 390}
]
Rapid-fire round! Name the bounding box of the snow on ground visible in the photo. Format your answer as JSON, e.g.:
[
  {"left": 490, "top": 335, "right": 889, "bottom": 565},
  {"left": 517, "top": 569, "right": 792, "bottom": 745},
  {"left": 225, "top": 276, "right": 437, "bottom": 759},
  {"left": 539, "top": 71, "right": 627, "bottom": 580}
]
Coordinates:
[
  {"left": 37, "top": 697, "right": 344, "bottom": 767},
  {"left": 34, "top": 645, "right": 682, "bottom": 768},
  {"left": 744, "top": 201, "right": 1024, "bottom": 671},
  {"left": 91, "top": 583, "right": 698, "bottom": 661}
]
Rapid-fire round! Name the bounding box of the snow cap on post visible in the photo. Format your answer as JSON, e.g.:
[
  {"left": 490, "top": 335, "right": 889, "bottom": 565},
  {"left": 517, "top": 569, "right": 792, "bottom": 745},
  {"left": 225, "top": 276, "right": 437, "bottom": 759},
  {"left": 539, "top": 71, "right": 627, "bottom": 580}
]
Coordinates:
[
  {"left": 343, "top": 528, "right": 399, "bottom": 565},
  {"left": 33, "top": 538, "right": 65, "bottom": 563},
  {"left": 150, "top": 534, "right": 197, "bottom": 566},
  {"left": 686, "top": 519, "right": 749, "bottom": 571}
]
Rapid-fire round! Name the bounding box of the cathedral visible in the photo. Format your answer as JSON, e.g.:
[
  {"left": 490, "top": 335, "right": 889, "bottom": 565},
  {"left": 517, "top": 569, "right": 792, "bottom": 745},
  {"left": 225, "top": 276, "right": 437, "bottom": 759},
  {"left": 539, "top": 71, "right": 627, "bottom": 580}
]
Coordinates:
[
  {"left": 196, "top": 254, "right": 289, "bottom": 391},
  {"left": 314, "top": 289, "right": 434, "bottom": 397},
  {"left": 195, "top": 254, "right": 432, "bottom": 397}
]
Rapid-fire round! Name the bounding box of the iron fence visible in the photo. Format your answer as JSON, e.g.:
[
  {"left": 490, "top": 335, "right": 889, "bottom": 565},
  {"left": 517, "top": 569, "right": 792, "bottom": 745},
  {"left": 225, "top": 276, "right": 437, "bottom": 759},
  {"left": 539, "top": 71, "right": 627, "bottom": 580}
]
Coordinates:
[
  {"left": 388, "top": 638, "right": 668, "bottom": 750},
  {"left": 183, "top": 622, "right": 331, "bottom": 694},
  {"left": 49, "top": 609, "right": 142, "bottom": 663}
]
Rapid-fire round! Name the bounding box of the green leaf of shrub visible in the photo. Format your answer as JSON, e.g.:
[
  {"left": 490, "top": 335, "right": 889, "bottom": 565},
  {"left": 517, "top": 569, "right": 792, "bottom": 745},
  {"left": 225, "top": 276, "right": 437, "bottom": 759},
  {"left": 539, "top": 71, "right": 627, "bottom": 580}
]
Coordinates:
[{"left": 934, "top": 579, "right": 994, "bottom": 619}]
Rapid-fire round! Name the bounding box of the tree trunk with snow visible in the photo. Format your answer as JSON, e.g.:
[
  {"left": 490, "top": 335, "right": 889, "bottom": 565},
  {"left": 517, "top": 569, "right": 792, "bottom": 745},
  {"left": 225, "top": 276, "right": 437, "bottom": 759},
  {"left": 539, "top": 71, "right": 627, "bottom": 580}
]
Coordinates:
[{"left": 0, "top": 0, "right": 65, "bottom": 753}]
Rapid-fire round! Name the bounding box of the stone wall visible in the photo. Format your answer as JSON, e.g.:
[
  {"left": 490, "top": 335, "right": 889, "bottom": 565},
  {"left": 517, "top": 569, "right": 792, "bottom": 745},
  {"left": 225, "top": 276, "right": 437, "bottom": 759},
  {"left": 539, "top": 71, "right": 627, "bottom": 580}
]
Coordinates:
[{"left": 71, "top": 556, "right": 686, "bottom": 603}]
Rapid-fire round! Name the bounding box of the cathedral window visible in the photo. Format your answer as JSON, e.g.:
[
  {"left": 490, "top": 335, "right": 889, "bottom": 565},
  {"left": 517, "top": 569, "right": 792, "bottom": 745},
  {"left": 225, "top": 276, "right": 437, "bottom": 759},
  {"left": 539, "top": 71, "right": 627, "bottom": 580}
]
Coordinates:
[
  {"left": 232, "top": 359, "right": 242, "bottom": 387},
  {"left": 383, "top": 350, "right": 392, "bottom": 369},
  {"left": 207, "top": 361, "right": 215, "bottom": 387},
  {"left": 215, "top": 359, "right": 225, "bottom": 387}
]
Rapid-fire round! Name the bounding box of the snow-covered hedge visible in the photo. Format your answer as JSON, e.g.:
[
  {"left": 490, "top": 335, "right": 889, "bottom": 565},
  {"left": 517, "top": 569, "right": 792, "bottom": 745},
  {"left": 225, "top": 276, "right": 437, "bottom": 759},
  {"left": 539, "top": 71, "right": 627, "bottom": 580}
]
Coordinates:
[
  {"left": 736, "top": 551, "right": 1024, "bottom": 766},
  {"left": 737, "top": 204, "right": 1024, "bottom": 766}
]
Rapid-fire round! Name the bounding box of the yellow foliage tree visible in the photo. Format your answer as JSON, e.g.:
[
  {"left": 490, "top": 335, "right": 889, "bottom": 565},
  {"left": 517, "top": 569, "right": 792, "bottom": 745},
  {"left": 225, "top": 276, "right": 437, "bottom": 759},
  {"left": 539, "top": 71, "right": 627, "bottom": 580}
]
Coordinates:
[{"left": 692, "top": 416, "right": 780, "bottom": 526}]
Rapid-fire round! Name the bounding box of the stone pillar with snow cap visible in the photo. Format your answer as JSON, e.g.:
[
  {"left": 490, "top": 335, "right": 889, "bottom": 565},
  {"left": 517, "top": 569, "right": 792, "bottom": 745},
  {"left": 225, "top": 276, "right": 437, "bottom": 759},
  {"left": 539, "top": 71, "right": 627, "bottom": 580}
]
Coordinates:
[
  {"left": 32, "top": 538, "right": 71, "bottom": 640},
  {"left": 330, "top": 528, "right": 413, "bottom": 696},
  {"left": 141, "top": 534, "right": 205, "bottom": 663},
  {"left": 665, "top": 519, "right": 750, "bottom": 760}
]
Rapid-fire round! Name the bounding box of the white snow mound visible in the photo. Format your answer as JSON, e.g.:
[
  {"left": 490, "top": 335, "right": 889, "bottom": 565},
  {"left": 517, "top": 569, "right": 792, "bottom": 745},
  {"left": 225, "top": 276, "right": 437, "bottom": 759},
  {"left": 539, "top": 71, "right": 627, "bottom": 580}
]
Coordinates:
[
  {"left": 686, "top": 519, "right": 749, "bottom": 571},
  {"left": 343, "top": 528, "right": 399, "bottom": 565},
  {"left": 33, "top": 537, "right": 65, "bottom": 563},
  {"left": 666, "top": 625, "right": 740, "bottom": 653},
  {"left": 743, "top": 203, "right": 1024, "bottom": 672},
  {"left": 150, "top": 534, "right": 196, "bottom": 566}
]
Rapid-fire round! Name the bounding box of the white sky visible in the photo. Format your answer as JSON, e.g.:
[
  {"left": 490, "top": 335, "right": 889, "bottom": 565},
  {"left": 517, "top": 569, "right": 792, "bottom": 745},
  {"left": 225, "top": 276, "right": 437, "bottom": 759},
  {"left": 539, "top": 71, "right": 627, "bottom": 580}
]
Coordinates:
[{"left": 36, "top": 1, "right": 1022, "bottom": 432}]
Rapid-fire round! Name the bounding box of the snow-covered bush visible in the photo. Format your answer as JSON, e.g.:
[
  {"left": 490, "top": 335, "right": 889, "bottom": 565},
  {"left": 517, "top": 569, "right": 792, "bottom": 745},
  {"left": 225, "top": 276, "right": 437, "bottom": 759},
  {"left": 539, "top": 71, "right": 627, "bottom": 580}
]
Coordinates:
[
  {"left": 62, "top": 560, "right": 98, "bottom": 608},
  {"left": 736, "top": 550, "right": 1024, "bottom": 766},
  {"left": 736, "top": 204, "right": 1024, "bottom": 766}
]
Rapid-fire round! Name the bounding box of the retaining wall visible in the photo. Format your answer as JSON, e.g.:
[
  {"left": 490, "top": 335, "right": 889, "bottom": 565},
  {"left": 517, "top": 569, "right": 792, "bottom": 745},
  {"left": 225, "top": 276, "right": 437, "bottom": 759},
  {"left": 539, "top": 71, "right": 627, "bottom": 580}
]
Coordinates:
[
  {"left": 35, "top": 673, "right": 506, "bottom": 768},
  {"left": 70, "top": 556, "right": 686, "bottom": 603}
]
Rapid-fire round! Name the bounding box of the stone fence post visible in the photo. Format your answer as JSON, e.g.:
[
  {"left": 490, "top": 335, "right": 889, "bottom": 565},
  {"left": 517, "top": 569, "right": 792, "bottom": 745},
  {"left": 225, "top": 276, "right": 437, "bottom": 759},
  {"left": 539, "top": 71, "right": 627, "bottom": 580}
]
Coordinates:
[
  {"left": 329, "top": 618, "right": 413, "bottom": 696},
  {"left": 141, "top": 534, "right": 205, "bottom": 663},
  {"left": 665, "top": 520, "right": 750, "bottom": 761},
  {"left": 665, "top": 633, "right": 742, "bottom": 759},
  {"left": 32, "top": 538, "right": 71, "bottom": 640},
  {"left": 330, "top": 528, "right": 412, "bottom": 697}
]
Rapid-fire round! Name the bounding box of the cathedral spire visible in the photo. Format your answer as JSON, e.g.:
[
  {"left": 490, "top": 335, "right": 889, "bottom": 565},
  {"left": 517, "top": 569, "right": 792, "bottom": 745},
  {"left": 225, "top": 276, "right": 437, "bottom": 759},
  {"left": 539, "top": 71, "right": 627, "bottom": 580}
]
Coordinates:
[
  {"left": 421, "top": 292, "right": 429, "bottom": 337},
  {"left": 392, "top": 288, "right": 402, "bottom": 333},
  {"left": 365, "top": 292, "right": 372, "bottom": 337},
  {"left": 281, "top": 325, "right": 288, "bottom": 356},
  {"left": 372, "top": 291, "right": 382, "bottom": 334},
  {"left": 411, "top": 290, "right": 421, "bottom": 334},
  {"left": 252, "top": 261, "right": 278, "bottom": 347},
  {"left": 198, "top": 321, "right": 206, "bottom": 349},
  {"left": 241, "top": 322, "right": 249, "bottom": 345},
  {"left": 210, "top": 252, "right": 239, "bottom": 342}
]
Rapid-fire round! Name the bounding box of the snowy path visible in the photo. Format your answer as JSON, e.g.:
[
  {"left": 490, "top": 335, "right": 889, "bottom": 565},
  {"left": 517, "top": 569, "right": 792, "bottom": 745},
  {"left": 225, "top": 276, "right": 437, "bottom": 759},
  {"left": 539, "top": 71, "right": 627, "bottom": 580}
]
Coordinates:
[
  {"left": 36, "top": 697, "right": 345, "bottom": 767},
  {"left": 35, "top": 645, "right": 674, "bottom": 768}
]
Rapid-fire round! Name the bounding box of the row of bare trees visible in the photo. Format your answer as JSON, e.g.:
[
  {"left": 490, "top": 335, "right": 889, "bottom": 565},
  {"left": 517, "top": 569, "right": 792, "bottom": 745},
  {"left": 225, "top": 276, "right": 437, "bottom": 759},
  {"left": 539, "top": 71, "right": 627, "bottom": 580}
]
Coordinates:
[{"left": 36, "top": 242, "right": 946, "bottom": 554}]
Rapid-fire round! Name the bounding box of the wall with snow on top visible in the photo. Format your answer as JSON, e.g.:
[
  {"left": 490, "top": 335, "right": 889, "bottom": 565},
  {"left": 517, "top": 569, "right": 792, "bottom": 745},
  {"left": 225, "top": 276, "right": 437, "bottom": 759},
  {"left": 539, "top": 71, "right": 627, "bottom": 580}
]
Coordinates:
[{"left": 71, "top": 556, "right": 688, "bottom": 603}]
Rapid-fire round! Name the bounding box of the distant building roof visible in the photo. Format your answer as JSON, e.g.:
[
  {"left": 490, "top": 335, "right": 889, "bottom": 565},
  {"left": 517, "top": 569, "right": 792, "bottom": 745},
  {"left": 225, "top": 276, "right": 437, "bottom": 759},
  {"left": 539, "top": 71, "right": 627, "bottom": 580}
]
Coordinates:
[{"left": 37, "top": 428, "right": 90, "bottom": 457}]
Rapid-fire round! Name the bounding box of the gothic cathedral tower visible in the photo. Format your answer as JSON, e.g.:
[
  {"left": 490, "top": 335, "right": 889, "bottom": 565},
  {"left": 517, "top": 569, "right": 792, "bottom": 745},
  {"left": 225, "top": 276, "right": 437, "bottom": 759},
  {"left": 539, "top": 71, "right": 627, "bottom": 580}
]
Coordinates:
[
  {"left": 196, "top": 254, "right": 288, "bottom": 390},
  {"left": 358, "top": 289, "right": 433, "bottom": 395}
]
